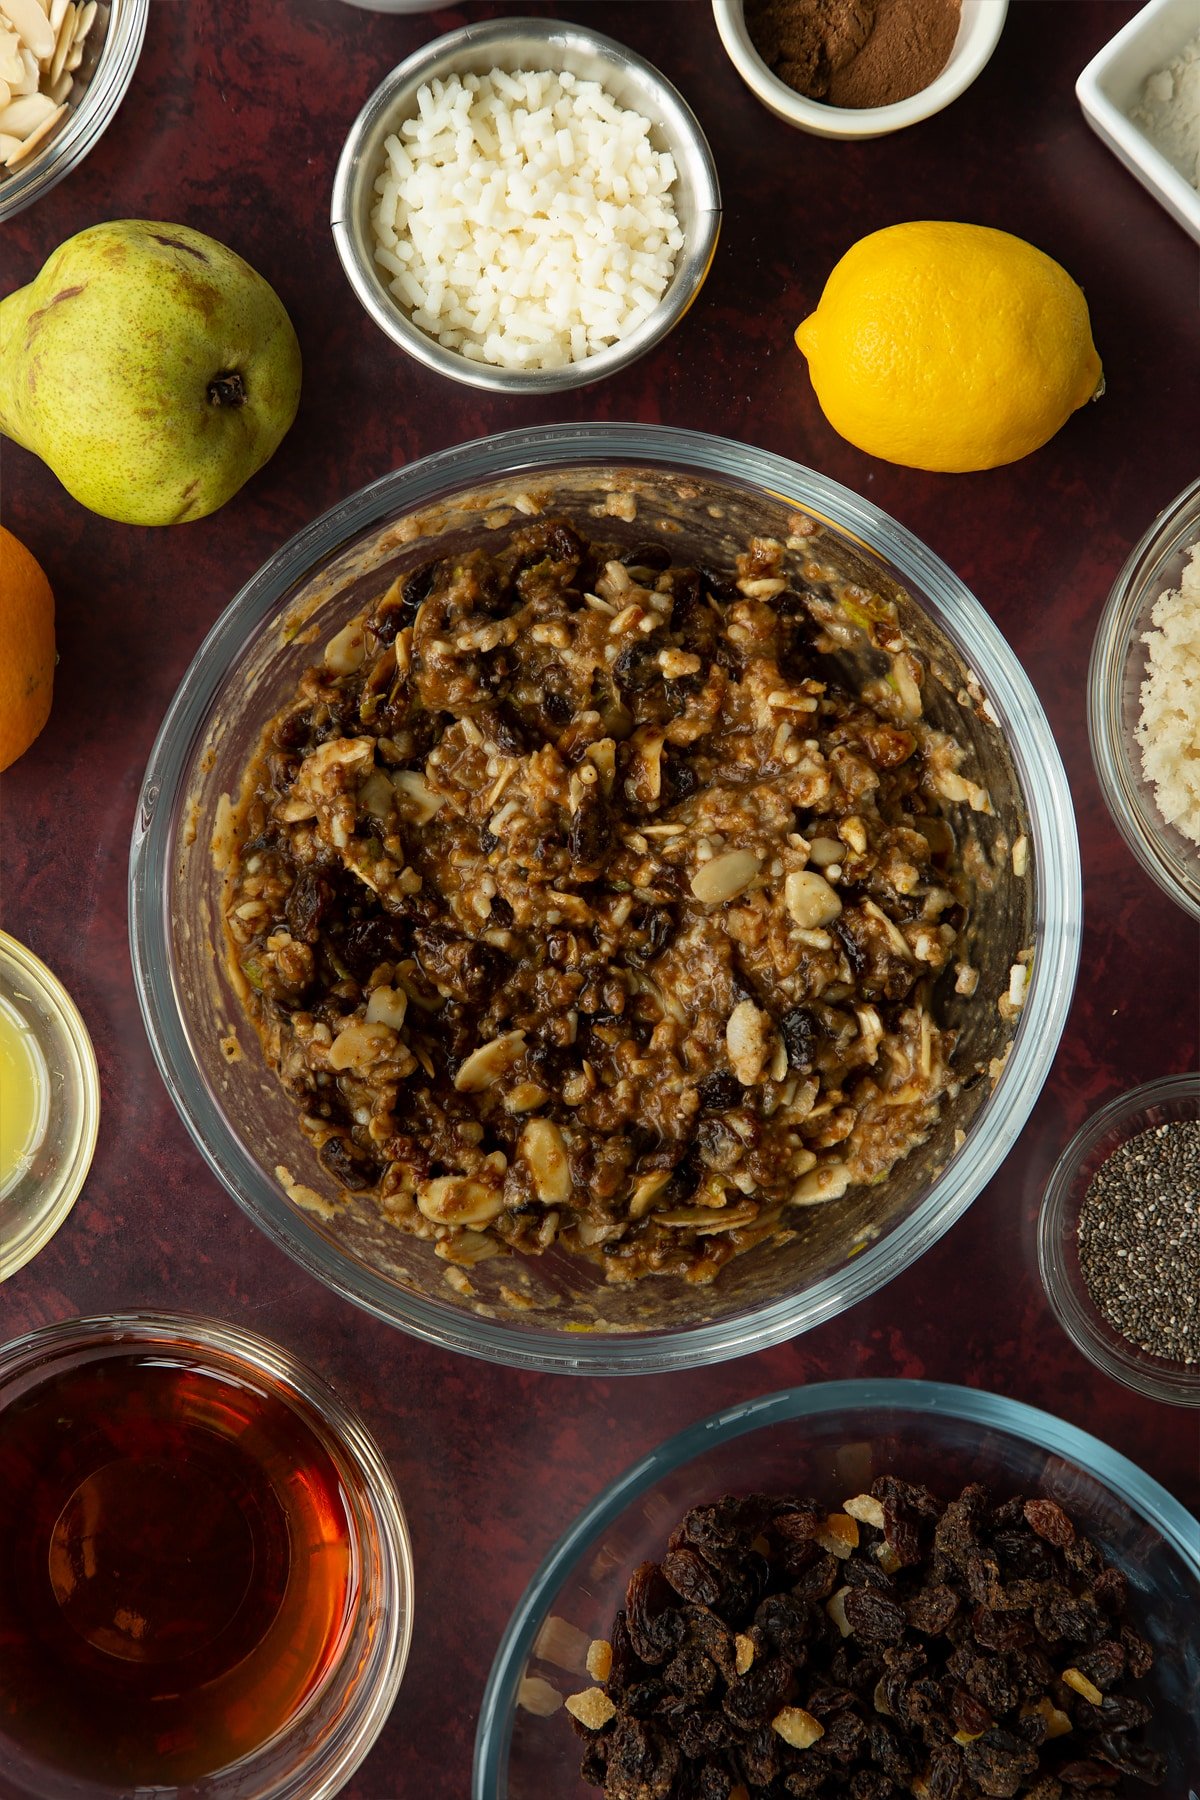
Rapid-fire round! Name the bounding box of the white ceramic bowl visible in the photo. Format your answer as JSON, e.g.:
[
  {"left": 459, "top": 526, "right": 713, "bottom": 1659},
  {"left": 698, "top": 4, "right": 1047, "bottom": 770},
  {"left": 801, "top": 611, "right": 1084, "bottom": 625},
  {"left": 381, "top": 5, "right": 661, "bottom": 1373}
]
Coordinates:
[
  {"left": 1077, "top": 0, "right": 1200, "bottom": 246},
  {"left": 711, "top": 0, "right": 1008, "bottom": 139}
]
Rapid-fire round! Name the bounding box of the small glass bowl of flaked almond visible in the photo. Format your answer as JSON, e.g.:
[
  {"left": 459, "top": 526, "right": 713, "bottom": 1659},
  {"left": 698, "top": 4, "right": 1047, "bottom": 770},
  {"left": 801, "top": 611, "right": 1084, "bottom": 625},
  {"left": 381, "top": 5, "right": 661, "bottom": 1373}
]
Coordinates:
[
  {"left": 474, "top": 1381, "right": 1200, "bottom": 1798},
  {"left": 0, "top": 0, "right": 147, "bottom": 220}
]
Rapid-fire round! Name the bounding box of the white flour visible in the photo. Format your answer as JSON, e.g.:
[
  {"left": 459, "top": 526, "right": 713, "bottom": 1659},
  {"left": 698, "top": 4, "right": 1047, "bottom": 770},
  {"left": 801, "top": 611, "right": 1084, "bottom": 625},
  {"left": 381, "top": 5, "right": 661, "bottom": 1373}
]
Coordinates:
[{"left": 1129, "top": 30, "right": 1200, "bottom": 190}]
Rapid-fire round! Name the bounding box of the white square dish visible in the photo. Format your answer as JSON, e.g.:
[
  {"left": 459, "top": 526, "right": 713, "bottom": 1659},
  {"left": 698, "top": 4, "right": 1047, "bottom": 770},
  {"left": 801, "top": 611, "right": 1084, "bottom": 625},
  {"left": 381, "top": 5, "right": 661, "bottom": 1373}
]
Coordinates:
[{"left": 1077, "top": 0, "right": 1200, "bottom": 245}]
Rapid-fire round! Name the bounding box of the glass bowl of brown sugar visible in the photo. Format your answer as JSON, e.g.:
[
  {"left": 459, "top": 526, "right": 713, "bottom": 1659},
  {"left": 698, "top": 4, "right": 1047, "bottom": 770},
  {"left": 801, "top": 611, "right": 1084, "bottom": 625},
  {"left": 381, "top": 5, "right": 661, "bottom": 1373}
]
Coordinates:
[{"left": 712, "top": 0, "right": 1009, "bottom": 139}]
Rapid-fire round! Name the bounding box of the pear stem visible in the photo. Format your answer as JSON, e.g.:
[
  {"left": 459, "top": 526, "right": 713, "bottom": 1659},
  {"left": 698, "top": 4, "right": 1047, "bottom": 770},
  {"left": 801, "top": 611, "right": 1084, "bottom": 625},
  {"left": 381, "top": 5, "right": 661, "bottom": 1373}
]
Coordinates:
[{"left": 208, "top": 371, "right": 246, "bottom": 407}]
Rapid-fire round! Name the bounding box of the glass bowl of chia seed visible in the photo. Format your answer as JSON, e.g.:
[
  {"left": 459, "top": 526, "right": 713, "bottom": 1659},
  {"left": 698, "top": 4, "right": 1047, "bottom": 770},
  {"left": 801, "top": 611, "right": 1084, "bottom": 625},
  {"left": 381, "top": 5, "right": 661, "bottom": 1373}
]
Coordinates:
[{"left": 1038, "top": 1070, "right": 1200, "bottom": 1408}]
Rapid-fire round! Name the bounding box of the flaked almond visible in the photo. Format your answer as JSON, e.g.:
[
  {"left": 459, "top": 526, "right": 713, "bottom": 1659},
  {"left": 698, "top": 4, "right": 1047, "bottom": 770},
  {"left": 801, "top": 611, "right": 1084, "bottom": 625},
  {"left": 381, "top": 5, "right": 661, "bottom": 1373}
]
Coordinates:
[
  {"left": 454, "top": 1029, "right": 526, "bottom": 1092},
  {"left": 771, "top": 1706, "right": 823, "bottom": 1749},
  {"left": 520, "top": 1117, "right": 572, "bottom": 1205},
  {"left": 565, "top": 1687, "right": 616, "bottom": 1730},
  {"left": 726, "top": 997, "right": 772, "bottom": 1085},
  {"left": 792, "top": 1162, "right": 851, "bottom": 1205},
  {"left": 690, "top": 847, "right": 760, "bottom": 906},
  {"left": 392, "top": 767, "right": 444, "bottom": 824},
  {"left": 365, "top": 985, "right": 408, "bottom": 1031},
  {"left": 784, "top": 868, "right": 842, "bottom": 929},
  {"left": 328, "top": 1017, "right": 396, "bottom": 1073},
  {"left": 417, "top": 1176, "right": 503, "bottom": 1228}
]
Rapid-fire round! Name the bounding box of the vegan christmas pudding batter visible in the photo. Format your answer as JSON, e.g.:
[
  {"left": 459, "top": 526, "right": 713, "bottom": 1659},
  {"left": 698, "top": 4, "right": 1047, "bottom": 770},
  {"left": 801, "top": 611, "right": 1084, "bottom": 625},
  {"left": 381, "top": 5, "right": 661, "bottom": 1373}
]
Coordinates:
[{"left": 223, "top": 518, "right": 995, "bottom": 1284}]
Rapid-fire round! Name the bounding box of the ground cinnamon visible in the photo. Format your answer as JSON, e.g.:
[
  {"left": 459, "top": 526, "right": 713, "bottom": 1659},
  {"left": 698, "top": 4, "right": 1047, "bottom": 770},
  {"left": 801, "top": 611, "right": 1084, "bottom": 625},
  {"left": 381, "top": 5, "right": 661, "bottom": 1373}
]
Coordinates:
[{"left": 744, "top": 0, "right": 962, "bottom": 110}]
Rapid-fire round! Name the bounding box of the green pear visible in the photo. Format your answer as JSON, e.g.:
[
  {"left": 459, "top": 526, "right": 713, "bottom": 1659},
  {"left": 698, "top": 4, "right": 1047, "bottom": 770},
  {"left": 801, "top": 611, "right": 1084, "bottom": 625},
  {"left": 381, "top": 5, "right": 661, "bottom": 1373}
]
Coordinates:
[{"left": 0, "top": 220, "right": 303, "bottom": 526}]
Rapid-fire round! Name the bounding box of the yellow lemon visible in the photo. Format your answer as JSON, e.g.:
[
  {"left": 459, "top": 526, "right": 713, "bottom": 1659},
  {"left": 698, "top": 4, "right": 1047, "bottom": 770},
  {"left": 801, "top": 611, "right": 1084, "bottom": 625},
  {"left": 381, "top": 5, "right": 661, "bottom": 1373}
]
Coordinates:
[{"left": 794, "top": 222, "right": 1103, "bottom": 473}]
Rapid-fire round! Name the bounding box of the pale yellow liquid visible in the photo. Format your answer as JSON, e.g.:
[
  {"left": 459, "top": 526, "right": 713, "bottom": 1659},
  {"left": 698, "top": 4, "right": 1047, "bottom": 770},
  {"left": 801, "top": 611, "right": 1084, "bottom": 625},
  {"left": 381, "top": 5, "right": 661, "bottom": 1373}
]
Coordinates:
[{"left": 0, "top": 996, "right": 49, "bottom": 1197}]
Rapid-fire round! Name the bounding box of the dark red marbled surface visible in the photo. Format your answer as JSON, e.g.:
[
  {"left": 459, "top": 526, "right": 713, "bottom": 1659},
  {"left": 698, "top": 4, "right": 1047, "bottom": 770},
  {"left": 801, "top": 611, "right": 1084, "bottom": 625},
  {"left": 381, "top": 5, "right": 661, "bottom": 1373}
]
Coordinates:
[{"left": 1, "top": 2, "right": 1198, "bottom": 1795}]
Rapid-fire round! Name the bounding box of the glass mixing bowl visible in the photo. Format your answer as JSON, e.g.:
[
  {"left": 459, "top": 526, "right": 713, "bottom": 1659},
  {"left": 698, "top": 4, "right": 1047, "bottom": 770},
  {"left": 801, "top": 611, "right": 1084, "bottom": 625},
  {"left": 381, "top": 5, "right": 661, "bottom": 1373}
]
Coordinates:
[
  {"left": 129, "top": 425, "right": 1081, "bottom": 1374},
  {"left": 474, "top": 1381, "right": 1200, "bottom": 1798}
]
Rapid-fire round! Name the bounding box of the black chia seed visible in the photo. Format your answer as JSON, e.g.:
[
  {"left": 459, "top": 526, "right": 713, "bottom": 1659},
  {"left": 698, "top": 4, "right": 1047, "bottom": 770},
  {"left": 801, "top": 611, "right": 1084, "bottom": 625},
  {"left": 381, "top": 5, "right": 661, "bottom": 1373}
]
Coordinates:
[{"left": 1076, "top": 1118, "right": 1200, "bottom": 1364}]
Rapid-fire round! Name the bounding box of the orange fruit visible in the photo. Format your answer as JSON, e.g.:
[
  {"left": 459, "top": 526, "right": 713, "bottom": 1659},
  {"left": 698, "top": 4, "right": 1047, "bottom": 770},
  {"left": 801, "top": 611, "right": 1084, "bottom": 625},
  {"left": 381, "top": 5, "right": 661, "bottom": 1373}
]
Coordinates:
[{"left": 0, "top": 526, "right": 55, "bottom": 773}]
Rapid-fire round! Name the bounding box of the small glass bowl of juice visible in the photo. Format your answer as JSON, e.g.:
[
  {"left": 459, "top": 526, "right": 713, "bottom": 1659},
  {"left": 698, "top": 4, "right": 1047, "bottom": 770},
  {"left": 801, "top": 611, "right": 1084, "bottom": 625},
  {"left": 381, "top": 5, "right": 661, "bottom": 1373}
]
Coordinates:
[{"left": 0, "top": 931, "right": 100, "bottom": 1280}]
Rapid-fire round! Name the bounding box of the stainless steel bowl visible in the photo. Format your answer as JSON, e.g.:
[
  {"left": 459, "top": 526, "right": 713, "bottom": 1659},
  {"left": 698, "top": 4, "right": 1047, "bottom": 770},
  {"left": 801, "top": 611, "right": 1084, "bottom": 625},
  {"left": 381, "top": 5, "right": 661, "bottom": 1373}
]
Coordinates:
[{"left": 330, "top": 18, "right": 721, "bottom": 394}]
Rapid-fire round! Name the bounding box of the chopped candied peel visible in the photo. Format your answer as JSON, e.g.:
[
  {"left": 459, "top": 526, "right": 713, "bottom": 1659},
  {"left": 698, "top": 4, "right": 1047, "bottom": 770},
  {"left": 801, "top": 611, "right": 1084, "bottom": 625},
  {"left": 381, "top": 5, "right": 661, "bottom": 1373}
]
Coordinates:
[
  {"left": 226, "top": 518, "right": 998, "bottom": 1284},
  {"left": 771, "top": 1705, "right": 823, "bottom": 1748},
  {"left": 517, "top": 1674, "right": 562, "bottom": 1716},
  {"left": 585, "top": 1638, "right": 612, "bottom": 1682},
  {"left": 565, "top": 1686, "right": 615, "bottom": 1730}
]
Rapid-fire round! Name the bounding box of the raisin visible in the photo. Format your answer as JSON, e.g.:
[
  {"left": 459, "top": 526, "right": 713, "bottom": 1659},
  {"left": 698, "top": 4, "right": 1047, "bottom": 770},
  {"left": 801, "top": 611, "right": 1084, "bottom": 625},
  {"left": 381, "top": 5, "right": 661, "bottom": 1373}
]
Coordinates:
[
  {"left": 412, "top": 922, "right": 504, "bottom": 1004},
  {"left": 962, "top": 1728, "right": 1039, "bottom": 1797},
  {"left": 625, "top": 904, "right": 675, "bottom": 966},
  {"left": 696, "top": 1070, "right": 743, "bottom": 1113},
  {"left": 735, "top": 1721, "right": 782, "bottom": 1787},
  {"left": 1092, "top": 1566, "right": 1127, "bottom": 1614},
  {"left": 1093, "top": 1737, "right": 1166, "bottom": 1783},
  {"left": 822, "top": 1707, "right": 866, "bottom": 1763},
  {"left": 1077, "top": 1639, "right": 1126, "bottom": 1691},
  {"left": 662, "top": 1548, "right": 723, "bottom": 1608},
  {"left": 285, "top": 867, "right": 337, "bottom": 944},
  {"left": 791, "top": 1550, "right": 839, "bottom": 1602},
  {"left": 625, "top": 1563, "right": 684, "bottom": 1666},
  {"left": 1023, "top": 1498, "right": 1076, "bottom": 1548},
  {"left": 317, "top": 1133, "right": 379, "bottom": 1191},
  {"left": 568, "top": 790, "right": 612, "bottom": 865},
  {"left": 1056, "top": 1761, "right": 1122, "bottom": 1789},
  {"left": 1119, "top": 1624, "right": 1153, "bottom": 1678},
  {"left": 341, "top": 915, "right": 402, "bottom": 981},
  {"left": 844, "top": 1587, "right": 907, "bottom": 1645},
  {"left": 752, "top": 1592, "right": 812, "bottom": 1663},
  {"left": 722, "top": 1655, "right": 790, "bottom": 1729},
  {"left": 779, "top": 1005, "right": 818, "bottom": 1072},
  {"left": 621, "top": 541, "right": 671, "bottom": 572},
  {"left": 603, "top": 1716, "right": 680, "bottom": 1800}
]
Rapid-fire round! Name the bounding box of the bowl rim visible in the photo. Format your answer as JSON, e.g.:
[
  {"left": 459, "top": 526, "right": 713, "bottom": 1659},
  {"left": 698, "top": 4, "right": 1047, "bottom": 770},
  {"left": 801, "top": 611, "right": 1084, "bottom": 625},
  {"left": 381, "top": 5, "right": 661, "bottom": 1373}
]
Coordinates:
[
  {"left": 0, "top": 0, "right": 149, "bottom": 223},
  {"left": 1075, "top": 0, "right": 1200, "bottom": 242},
  {"left": 1037, "top": 1070, "right": 1200, "bottom": 1408},
  {"left": 472, "top": 1375, "right": 1200, "bottom": 1793},
  {"left": 329, "top": 15, "right": 722, "bottom": 394},
  {"left": 129, "top": 422, "right": 1082, "bottom": 1376},
  {"left": 710, "top": 0, "right": 1009, "bottom": 137},
  {"left": 1087, "top": 474, "right": 1200, "bottom": 923},
  {"left": 0, "top": 1306, "right": 414, "bottom": 1800},
  {"left": 0, "top": 931, "right": 100, "bottom": 1282}
]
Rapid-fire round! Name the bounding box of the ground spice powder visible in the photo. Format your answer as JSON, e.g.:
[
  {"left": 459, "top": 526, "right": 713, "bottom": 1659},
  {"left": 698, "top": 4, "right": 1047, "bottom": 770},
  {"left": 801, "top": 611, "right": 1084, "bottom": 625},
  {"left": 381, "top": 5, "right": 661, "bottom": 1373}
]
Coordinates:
[{"left": 744, "top": 0, "right": 962, "bottom": 110}]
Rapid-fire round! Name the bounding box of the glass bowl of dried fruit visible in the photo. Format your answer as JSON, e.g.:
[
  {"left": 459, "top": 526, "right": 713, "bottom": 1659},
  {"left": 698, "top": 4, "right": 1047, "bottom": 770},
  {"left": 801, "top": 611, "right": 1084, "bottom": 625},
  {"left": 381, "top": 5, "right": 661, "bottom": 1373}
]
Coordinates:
[
  {"left": 1038, "top": 1071, "right": 1200, "bottom": 1409},
  {"left": 474, "top": 1380, "right": 1200, "bottom": 1797},
  {"left": 130, "top": 423, "right": 1080, "bottom": 1374},
  {"left": 0, "top": 0, "right": 147, "bottom": 220},
  {"left": 1088, "top": 475, "right": 1200, "bottom": 923}
]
